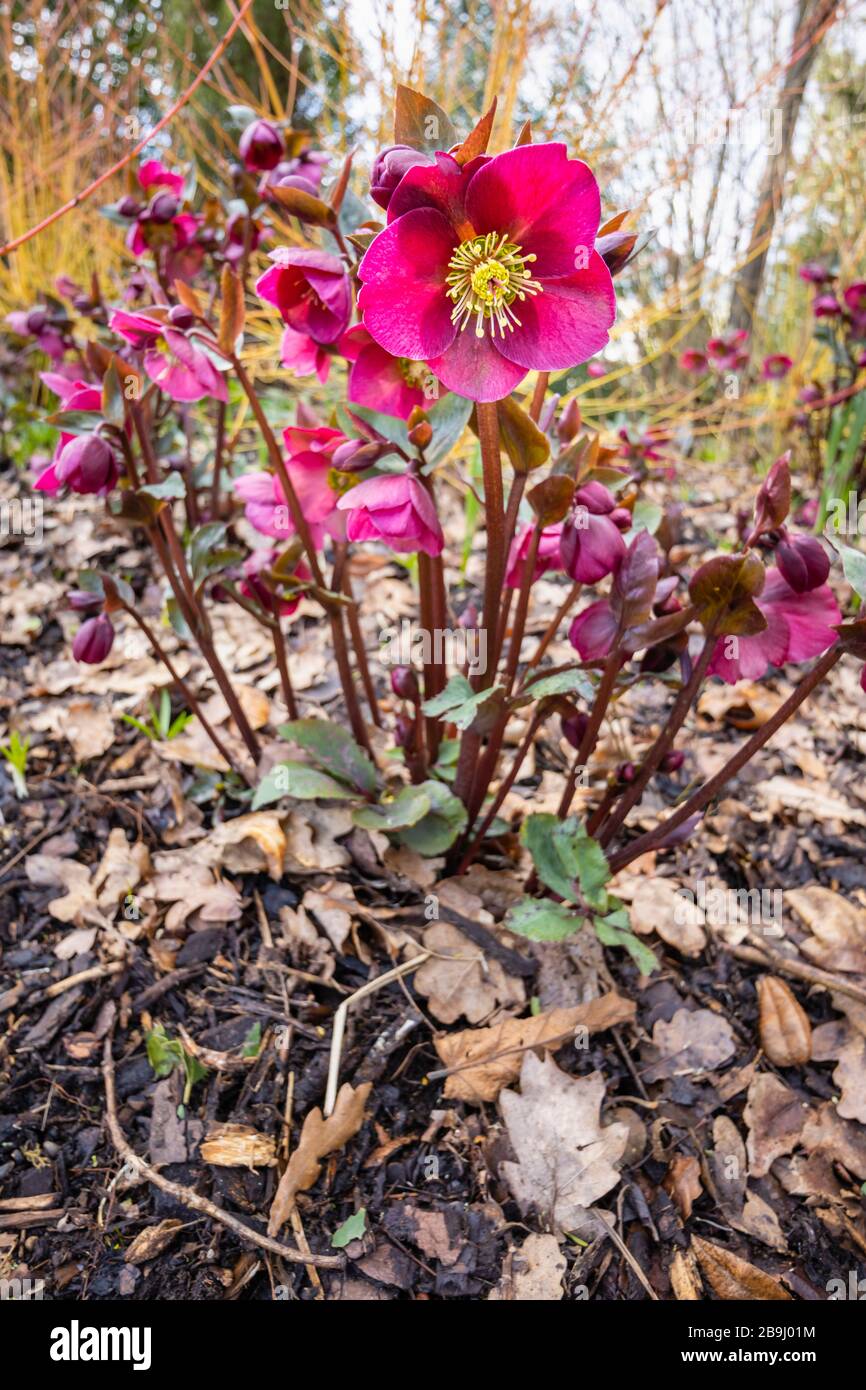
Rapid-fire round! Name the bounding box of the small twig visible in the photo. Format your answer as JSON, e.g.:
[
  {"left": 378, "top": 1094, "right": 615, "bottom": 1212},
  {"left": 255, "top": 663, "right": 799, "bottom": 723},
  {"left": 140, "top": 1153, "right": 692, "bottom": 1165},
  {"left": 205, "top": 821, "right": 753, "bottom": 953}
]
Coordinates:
[
  {"left": 102, "top": 1036, "right": 342, "bottom": 1269},
  {"left": 323, "top": 954, "right": 431, "bottom": 1118}
]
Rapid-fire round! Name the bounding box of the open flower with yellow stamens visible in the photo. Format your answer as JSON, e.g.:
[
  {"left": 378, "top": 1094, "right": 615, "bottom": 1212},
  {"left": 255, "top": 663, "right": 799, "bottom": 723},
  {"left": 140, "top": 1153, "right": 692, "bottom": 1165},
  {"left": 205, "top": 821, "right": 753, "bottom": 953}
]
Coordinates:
[{"left": 357, "top": 143, "right": 616, "bottom": 402}]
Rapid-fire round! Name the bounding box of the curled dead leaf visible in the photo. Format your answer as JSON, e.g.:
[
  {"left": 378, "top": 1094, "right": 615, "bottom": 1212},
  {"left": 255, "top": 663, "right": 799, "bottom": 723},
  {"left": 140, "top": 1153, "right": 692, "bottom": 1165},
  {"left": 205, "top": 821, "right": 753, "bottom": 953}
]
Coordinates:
[
  {"left": 663, "top": 1153, "right": 702, "bottom": 1220},
  {"left": 757, "top": 975, "right": 811, "bottom": 1067},
  {"left": 691, "top": 1235, "right": 791, "bottom": 1300},
  {"left": 124, "top": 1218, "right": 183, "bottom": 1265},
  {"left": 267, "top": 1082, "right": 371, "bottom": 1236}
]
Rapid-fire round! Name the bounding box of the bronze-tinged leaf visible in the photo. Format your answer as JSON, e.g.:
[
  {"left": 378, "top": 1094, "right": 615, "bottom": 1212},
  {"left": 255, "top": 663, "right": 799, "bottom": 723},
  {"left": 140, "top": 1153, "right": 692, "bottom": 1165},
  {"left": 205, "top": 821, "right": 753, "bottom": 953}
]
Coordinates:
[
  {"left": 691, "top": 1235, "right": 791, "bottom": 1300},
  {"left": 174, "top": 280, "right": 206, "bottom": 317},
  {"left": 270, "top": 182, "right": 335, "bottom": 227},
  {"left": 113, "top": 490, "right": 166, "bottom": 527},
  {"left": 688, "top": 551, "right": 768, "bottom": 636},
  {"left": 328, "top": 150, "right": 355, "bottom": 215},
  {"left": 267, "top": 1082, "right": 371, "bottom": 1236},
  {"left": 494, "top": 395, "right": 550, "bottom": 473},
  {"left": 453, "top": 98, "right": 498, "bottom": 166},
  {"left": 393, "top": 84, "right": 456, "bottom": 151},
  {"left": 528, "top": 474, "right": 574, "bottom": 526},
  {"left": 514, "top": 118, "right": 533, "bottom": 147},
  {"left": 757, "top": 976, "right": 812, "bottom": 1067},
  {"left": 598, "top": 210, "right": 631, "bottom": 236},
  {"left": 612, "top": 530, "right": 660, "bottom": 630},
  {"left": 663, "top": 1153, "right": 703, "bottom": 1220},
  {"left": 101, "top": 362, "right": 125, "bottom": 427},
  {"left": 218, "top": 264, "right": 245, "bottom": 356}
]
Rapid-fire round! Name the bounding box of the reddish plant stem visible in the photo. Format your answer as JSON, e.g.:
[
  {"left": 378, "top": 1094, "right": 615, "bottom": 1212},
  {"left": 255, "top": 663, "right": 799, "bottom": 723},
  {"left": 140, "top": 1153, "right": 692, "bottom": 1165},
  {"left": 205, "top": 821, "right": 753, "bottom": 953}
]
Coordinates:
[
  {"left": 607, "top": 646, "right": 843, "bottom": 874},
  {"left": 231, "top": 355, "right": 370, "bottom": 753},
  {"left": 529, "top": 371, "right": 549, "bottom": 424},
  {"left": 120, "top": 604, "right": 249, "bottom": 782},
  {"left": 527, "top": 581, "right": 582, "bottom": 668},
  {"left": 270, "top": 600, "right": 298, "bottom": 721},
  {"left": 557, "top": 647, "right": 624, "bottom": 819},
  {"left": 416, "top": 551, "right": 442, "bottom": 762},
  {"left": 457, "top": 709, "right": 543, "bottom": 874},
  {"left": 339, "top": 552, "right": 381, "bottom": 728},
  {"left": 493, "top": 473, "right": 526, "bottom": 669},
  {"left": 595, "top": 633, "right": 716, "bottom": 845},
  {"left": 210, "top": 400, "right": 227, "bottom": 518}
]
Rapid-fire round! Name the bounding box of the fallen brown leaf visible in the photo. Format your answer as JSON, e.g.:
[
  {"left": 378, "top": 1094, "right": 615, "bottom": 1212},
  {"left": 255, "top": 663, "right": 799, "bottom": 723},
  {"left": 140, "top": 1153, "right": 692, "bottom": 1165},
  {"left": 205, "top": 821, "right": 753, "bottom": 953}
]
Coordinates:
[
  {"left": 488, "top": 1233, "right": 566, "bottom": 1301},
  {"left": 267, "top": 1082, "right": 371, "bottom": 1235},
  {"left": 644, "top": 1008, "right": 737, "bottom": 1081},
  {"left": 744, "top": 1073, "right": 808, "bottom": 1177},
  {"left": 757, "top": 975, "right": 812, "bottom": 1067},
  {"left": 124, "top": 1219, "right": 183, "bottom": 1265},
  {"left": 630, "top": 878, "right": 707, "bottom": 957},
  {"left": 414, "top": 921, "right": 525, "bottom": 1025},
  {"left": 663, "top": 1153, "right": 702, "bottom": 1220},
  {"left": 691, "top": 1235, "right": 791, "bottom": 1300}
]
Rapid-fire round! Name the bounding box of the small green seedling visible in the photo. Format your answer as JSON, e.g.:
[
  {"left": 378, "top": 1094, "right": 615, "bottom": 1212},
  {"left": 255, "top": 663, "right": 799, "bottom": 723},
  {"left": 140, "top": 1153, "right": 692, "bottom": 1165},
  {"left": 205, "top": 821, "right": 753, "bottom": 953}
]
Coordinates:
[
  {"left": 121, "top": 689, "right": 193, "bottom": 742},
  {"left": 0, "top": 730, "right": 31, "bottom": 798},
  {"left": 145, "top": 1022, "right": 208, "bottom": 1108}
]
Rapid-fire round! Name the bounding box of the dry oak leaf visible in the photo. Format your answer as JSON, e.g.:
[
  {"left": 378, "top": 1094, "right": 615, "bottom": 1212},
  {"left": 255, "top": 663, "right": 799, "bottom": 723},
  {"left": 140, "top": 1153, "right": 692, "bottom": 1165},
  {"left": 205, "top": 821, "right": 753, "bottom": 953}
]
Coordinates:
[
  {"left": 92, "top": 827, "right": 151, "bottom": 916},
  {"left": 64, "top": 699, "right": 115, "bottom": 760},
  {"left": 757, "top": 975, "right": 812, "bottom": 1067},
  {"left": 434, "top": 991, "right": 635, "bottom": 1103},
  {"left": 787, "top": 885, "right": 866, "bottom": 975},
  {"left": 124, "top": 1219, "right": 183, "bottom": 1266},
  {"left": 630, "top": 877, "right": 707, "bottom": 957},
  {"left": 691, "top": 1236, "right": 791, "bottom": 1301},
  {"left": 25, "top": 854, "right": 109, "bottom": 928},
  {"left": 801, "top": 1101, "right": 866, "bottom": 1179},
  {"left": 207, "top": 812, "right": 286, "bottom": 881},
  {"left": 414, "top": 921, "right": 525, "bottom": 1025},
  {"left": 200, "top": 1124, "right": 277, "bottom": 1170},
  {"left": 744, "top": 1073, "right": 809, "bottom": 1177},
  {"left": 759, "top": 777, "right": 866, "bottom": 828},
  {"left": 710, "top": 1116, "right": 785, "bottom": 1251},
  {"left": 644, "top": 1008, "right": 737, "bottom": 1081},
  {"left": 267, "top": 1082, "right": 372, "bottom": 1236},
  {"left": 488, "top": 1233, "right": 566, "bottom": 1301},
  {"left": 833, "top": 1035, "right": 866, "bottom": 1125},
  {"left": 500, "top": 1053, "right": 628, "bottom": 1233},
  {"left": 669, "top": 1247, "right": 703, "bottom": 1301},
  {"left": 663, "top": 1154, "right": 703, "bottom": 1221}
]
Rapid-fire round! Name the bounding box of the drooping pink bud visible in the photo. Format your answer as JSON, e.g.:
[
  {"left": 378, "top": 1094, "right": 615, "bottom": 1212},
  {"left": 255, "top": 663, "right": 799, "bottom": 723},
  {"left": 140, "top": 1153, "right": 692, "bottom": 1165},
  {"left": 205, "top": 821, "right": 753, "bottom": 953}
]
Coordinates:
[
  {"left": 775, "top": 533, "right": 830, "bottom": 593},
  {"left": 561, "top": 711, "right": 589, "bottom": 750},
  {"left": 616, "top": 761, "right": 636, "bottom": 784},
  {"left": 67, "top": 589, "right": 103, "bottom": 612},
  {"left": 72, "top": 614, "right": 114, "bottom": 664},
  {"left": 391, "top": 666, "right": 420, "bottom": 702},
  {"left": 660, "top": 749, "right": 685, "bottom": 774},
  {"left": 813, "top": 293, "right": 842, "bottom": 317},
  {"left": 799, "top": 262, "right": 831, "bottom": 284},
  {"left": 168, "top": 304, "right": 195, "bottom": 330},
  {"left": 560, "top": 482, "right": 625, "bottom": 584},
  {"left": 147, "top": 192, "right": 179, "bottom": 224},
  {"left": 239, "top": 119, "right": 283, "bottom": 172},
  {"left": 117, "top": 195, "right": 142, "bottom": 219},
  {"left": 55, "top": 433, "right": 120, "bottom": 495}
]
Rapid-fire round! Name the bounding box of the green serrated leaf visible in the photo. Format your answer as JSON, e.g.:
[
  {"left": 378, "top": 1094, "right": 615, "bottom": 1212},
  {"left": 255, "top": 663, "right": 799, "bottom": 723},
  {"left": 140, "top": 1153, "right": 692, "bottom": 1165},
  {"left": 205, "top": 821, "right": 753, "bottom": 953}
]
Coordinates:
[
  {"left": 518, "top": 668, "right": 596, "bottom": 703},
  {"left": 278, "top": 719, "right": 377, "bottom": 796},
  {"left": 421, "top": 673, "right": 503, "bottom": 731},
  {"left": 252, "top": 761, "right": 353, "bottom": 810},
  {"left": 506, "top": 897, "right": 579, "bottom": 941}
]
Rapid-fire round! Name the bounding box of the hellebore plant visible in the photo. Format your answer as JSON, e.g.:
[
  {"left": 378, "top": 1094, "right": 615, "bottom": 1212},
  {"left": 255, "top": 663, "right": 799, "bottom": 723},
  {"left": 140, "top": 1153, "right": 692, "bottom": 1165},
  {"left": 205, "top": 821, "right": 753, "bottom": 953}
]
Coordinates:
[{"left": 14, "top": 87, "right": 866, "bottom": 978}]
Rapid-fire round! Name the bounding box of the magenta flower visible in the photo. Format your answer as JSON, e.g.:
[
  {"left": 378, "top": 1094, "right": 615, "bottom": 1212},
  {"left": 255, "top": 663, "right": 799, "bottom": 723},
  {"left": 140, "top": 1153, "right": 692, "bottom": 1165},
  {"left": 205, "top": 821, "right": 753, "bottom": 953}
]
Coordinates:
[
  {"left": 336, "top": 473, "right": 444, "bottom": 555},
  {"left": 110, "top": 309, "right": 228, "bottom": 403},
  {"left": 569, "top": 598, "right": 618, "bottom": 660},
  {"left": 506, "top": 522, "right": 563, "bottom": 587},
  {"left": 370, "top": 145, "right": 435, "bottom": 210},
  {"left": 775, "top": 533, "right": 830, "bottom": 593},
  {"left": 33, "top": 374, "right": 105, "bottom": 493},
  {"left": 234, "top": 427, "right": 348, "bottom": 546},
  {"left": 240, "top": 550, "right": 311, "bottom": 616},
  {"left": 357, "top": 143, "right": 616, "bottom": 402},
  {"left": 239, "top": 119, "right": 284, "bottom": 172},
  {"left": 256, "top": 249, "right": 351, "bottom": 344},
  {"left": 812, "top": 293, "right": 842, "bottom": 318},
  {"left": 36, "top": 433, "right": 120, "bottom": 497},
  {"left": 586, "top": 360, "right": 608, "bottom": 378},
  {"left": 5, "top": 307, "right": 66, "bottom": 360},
  {"left": 280, "top": 327, "right": 331, "bottom": 383},
  {"left": 706, "top": 331, "right": 749, "bottom": 371},
  {"left": 560, "top": 482, "right": 627, "bottom": 585},
  {"left": 138, "top": 160, "right": 184, "bottom": 197},
  {"left": 339, "top": 325, "right": 435, "bottom": 419},
  {"left": 223, "top": 212, "right": 264, "bottom": 266},
  {"left": 707, "top": 570, "right": 840, "bottom": 684},
  {"left": 761, "top": 354, "right": 793, "bottom": 380},
  {"left": 679, "top": 348, "right": 709, "bottom": 373},
  {"left": 73, "top": 614, "right": 115, "bottom": 665},
  {"left": 843, "top": 282, "right": 866, "bottom": 315},
  {"left": 799, "top": 262, "right": 831, "bottom": 284}
]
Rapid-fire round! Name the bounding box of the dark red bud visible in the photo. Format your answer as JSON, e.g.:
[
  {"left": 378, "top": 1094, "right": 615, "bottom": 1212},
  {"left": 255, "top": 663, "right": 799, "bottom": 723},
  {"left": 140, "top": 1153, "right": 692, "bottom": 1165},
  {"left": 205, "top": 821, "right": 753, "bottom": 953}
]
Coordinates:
[
  {"left": 561, "top": 712, "right": 589, "bottom": 750},
  {"left": 72, "top": 614, "right": 114, "bottom": 664},
  {"left": 660, "top": 750, "right": 685, "bottom": 774},
  {"left": 117, "top": 195, "right": 142, "bottom": 218},
  {"left": 616, "top": 761, "right": 637, "bottom": 784},
  {"left": 168, "top": 304, "right": 195, "bottom": 329},
  {"left": 67, "top": 589, "right": 103, "bottom": 612},
  {"left": 239, "top": 119, "right": 284, "bottom": 173},
  {"left": 148, "top": 192, "right": 179, "bottom": 223},
  {"left": 391, "top": 666, "right": 420, "bottom": 702}
]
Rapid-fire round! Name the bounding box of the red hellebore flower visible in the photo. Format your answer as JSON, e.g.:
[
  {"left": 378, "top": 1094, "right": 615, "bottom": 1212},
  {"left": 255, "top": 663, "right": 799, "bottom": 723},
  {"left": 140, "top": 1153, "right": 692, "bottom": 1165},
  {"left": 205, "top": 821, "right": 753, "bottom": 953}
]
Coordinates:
[
  {"left": 706, "top": 331, "right": 749, "bottom": 371},
  {"left": 37, "top": 432, "right": 120, "bottom": 497},
  {"left": 233, "top": 427, "right": 349, "bottom": 547},
  {"left": 240, "top": 549, "right": 311, "bottom": 617},
  {"left": 336, "top": 473, "right": 444, "bottom": 555},
  {"left": 256, "top": 249, "right": 351, "bottom": 345},
  {"left": 843, "top": 282, "right": 866, "bottom": 315},
  {"left": 33, "top": 373, "right": 104, "bottom": 493},
  {"left": 506, "top": 522, "right": 563, "bottom": 587},
  {"left": 799, "top": 261, "right": 832, "bottom": 284},
  {"left": 707, "top": 569, "right": 840, "bottom": 684},
  {"left": 357, "top": 143, "right": 616, "bottom": 402},
  {"left": 761, "top": 354, "right": 793, "bottom": 380},
  {"left": 812, "top": 293, "right": 842, "bottom": 318},
  {"left": 110, "top": 309, "right": 228, "bottom": 403},
  {"left": 239, "top": 119, "right": 284, "bottom": 172},
  {"left": 560, "top": 481, "right": 627, "bottom": 584},
  {"left": 280, "top": 327, "right": 331, "bottom": 383},
  {"left": 73, "top": 614, "right": 115, "bottom": 664},
  {"left": 138, "top": 160, "right": 185, "bottom": 197},
  {"left": 679, "top": 349, "right": 709, "bottom": 372},
  {"left": 339, "top": 325, "right": 437, "bottom": 419}
]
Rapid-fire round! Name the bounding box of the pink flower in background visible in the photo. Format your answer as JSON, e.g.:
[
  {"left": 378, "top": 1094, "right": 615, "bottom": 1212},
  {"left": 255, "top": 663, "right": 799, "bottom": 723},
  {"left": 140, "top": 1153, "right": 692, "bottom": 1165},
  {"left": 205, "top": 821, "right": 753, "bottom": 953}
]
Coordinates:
[
  {"left": 240, "top": 550, "right": 311, "bottom": 616},
  {"left": 223, "top": 212, "right": 264, "bottom": 265},
  {"left": 568, "top": 597, "right": 618, "bottom": 660},
  {"left": 370, "top": 145, "right": 435, "bottom": 210},
  {"left": 706, "top": 331, "right": 749, "bottom": 371},
  {"left": 280, "top": 327, "right": 331, "bottom": 383},
  {"left": 339, "top": 325, "right": 436, "bottom": 419},
  {"left": 110, "top": 309, "right": 227, "bottom": 403},
  {"left": 506, "top": 522, "right": 563, "bottom": 587},
  {"left": 560, "top": 481, "right": 626, "bottom": 584},
  {"left": 357, "top": 143, "right": 616, "bottom": 402},
  {"left": 586, "top": 360, "right": 608, "bottom": 378},
  {"left": 138, "top": 160, "right": 185, "bottom": 197},
  {"left": 679, "top": 349, "right": 709, "bottom": 372},
  {"left": 336, "top": 473, "right": 444, "bottom": 555},
  {"left": 5, "top": 307, "right": 66, "bottom": 360},
  {"left": 761, "top": 354, "right": 793, "bottom": 380},
  {"left": 239, "top": 119, "right": 284, "bottom": 172},
  {"left": 799, "top": 262, "right": 832, "bottom": 284},
  {"left": 36, "top": 433, "right": 120, "bottom": 497},
  {"left": 35, "top": 373, "right": 105, "bottom": 489},
  {"left": 707, "top": 569, "right": 840, "bottom": 684},
  {"left": 843, "top": 282, "right": 866, "bottom": 317},
  {"left": 256, "top": 248, "right": 351, "bottom": 344},
  {"left": 234, "top": 427, "right": 348, "bottom": 546},
  {"left": 618, "top": 427, "right": 670, "bottom": 464},
  {"left": 812, "top": 293, "right": 842, "bottom": 318}
]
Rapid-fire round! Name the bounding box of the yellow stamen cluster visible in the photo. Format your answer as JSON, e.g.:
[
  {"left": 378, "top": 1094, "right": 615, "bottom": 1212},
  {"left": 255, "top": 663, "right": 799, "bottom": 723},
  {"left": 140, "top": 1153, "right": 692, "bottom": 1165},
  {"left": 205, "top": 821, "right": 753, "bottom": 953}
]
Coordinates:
[{"left": 445, "top": 231, "right": 542, "bottom": 339}]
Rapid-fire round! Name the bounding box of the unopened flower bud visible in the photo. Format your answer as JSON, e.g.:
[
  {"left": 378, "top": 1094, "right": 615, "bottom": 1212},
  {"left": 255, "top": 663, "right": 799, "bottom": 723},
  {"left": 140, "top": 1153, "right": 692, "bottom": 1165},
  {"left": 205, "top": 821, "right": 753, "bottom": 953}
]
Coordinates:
[
  {"left": 561, "top": 712, "right": 589, "bottom": 750},
  {"left": 168, "top": 304, "right": 195, "bottom": 329},
  {"left": 117, "top": 195, "right": 142, "bottom": 219},
  {"left": 660, "top": 750, "right": 685, "bottom": 774},
  {"left": 616, "top": 761, "right": 637, "bottom": 784},
  {"left": 391, "top": 666, "right": 420, "bottom": 702},
  {"left": 394, "top": 712, "right": 416, "bottom": 751},
  {"left": 556, "top": 397, "right": 581, "bottom": 443},
  {"left": 239, "top": 119, "right": 284, "bottom": 173},
  {"left": 609, "top": 507, "right": 632, "bottom": 531},
  {"left": 67, "top": 589, "right": 103, "bottom": 612},
  {"left": 408, "top": 420, "right": 432, "bottom": 448},
  {"left": 775, "top": 532, "right": 830, "bottom": 593},
  {"left": 25, "top": 307, "right": 48, "bottom": 335},
  {"left": 148, "top": 192, "right": 179, "bottom": 224},
  {"left": 72, "top": 614, "right": 114, "bottom": 664},
  {"left": 55, "top": 433, "right": 119, "bottom": 496}
]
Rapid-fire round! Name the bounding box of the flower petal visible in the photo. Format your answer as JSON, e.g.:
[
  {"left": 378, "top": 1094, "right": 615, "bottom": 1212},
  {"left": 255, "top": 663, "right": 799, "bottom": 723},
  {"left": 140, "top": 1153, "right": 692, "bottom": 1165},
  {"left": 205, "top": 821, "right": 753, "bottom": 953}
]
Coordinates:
[
  {"left": 496, "top": 256, "right": 616, "bottom": 371},
  {"left": 358, "top": 209, "right": 457, "bottom": 360},
  {"left": 427, "top": 328, "right": 527, "bottom": 401}
]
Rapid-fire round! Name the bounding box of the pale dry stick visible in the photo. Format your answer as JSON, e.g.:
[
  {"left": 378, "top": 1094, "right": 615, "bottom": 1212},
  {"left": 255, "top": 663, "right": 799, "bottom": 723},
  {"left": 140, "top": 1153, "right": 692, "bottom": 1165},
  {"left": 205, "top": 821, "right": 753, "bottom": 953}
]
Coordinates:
[
  {"left": 44, "top": 962, "right": 125, "bottom": 1000},
  {"left": 102, "top": 1036, "right": 343, "bottom": 1269},
  {"left": 0, "top": 0, "right": 256, "bottom": 258},
  {"left": 323, "top": 953, "right": 432, "bottom": 1118}
]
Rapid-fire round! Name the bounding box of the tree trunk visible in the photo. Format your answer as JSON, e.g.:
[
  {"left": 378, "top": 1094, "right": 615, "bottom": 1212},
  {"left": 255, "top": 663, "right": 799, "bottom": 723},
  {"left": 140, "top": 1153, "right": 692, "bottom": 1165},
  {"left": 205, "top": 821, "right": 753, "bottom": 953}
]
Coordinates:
[{"left": 729, "top": 0, "right": 839, "bottom": 332}]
